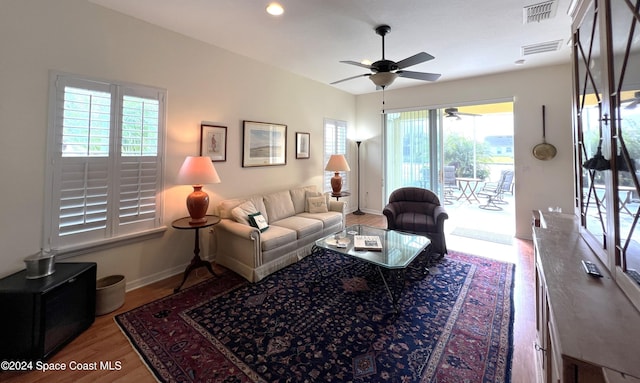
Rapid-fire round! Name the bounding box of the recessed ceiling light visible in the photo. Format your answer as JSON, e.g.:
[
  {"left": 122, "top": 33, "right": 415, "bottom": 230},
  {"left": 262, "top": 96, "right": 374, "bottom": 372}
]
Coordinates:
[
  {"left": 361, "top": 59, "right": 372, "bottom": 66},
  {"left": 266, "top": 3, "right": 284, "bottom": 16}
]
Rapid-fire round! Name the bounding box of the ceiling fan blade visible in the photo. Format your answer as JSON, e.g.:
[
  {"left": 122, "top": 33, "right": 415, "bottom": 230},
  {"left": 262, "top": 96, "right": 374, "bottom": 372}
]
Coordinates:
[
  {"left": 396, "top": 52, "right": 434, "bottom": 69},
  {"left": 397, "top": 70, "right": 441, "bottom": 81},
  {"left": 330, "top": 73, "right": 370, "bottom": 85},
  {"left": 339, "top": 60, "right": 372, "bottom": 69},
  {"left": 625, "top": 99, "right": 640, "bottom": 109}
]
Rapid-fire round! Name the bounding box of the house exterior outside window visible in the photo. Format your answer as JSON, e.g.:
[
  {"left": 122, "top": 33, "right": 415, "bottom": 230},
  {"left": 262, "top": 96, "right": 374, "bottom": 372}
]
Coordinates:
[{"left": 323, "top": 118, "right": 349, "bottom": 193}]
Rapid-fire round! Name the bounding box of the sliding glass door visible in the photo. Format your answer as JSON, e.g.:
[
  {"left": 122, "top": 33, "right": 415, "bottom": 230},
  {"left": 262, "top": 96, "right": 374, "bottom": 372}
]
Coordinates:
[{"left": 384, "top": 110, "right": 442, "bottom": 202}]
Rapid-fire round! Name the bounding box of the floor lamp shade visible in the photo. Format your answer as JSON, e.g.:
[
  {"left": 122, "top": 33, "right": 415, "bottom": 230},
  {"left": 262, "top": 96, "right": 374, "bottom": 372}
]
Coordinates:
[
  {"left": 177, "top": 156, "right": 221, "bottom": 224},
  {"left": 325, "top": 154, "right": 350, "bottom": 194}
]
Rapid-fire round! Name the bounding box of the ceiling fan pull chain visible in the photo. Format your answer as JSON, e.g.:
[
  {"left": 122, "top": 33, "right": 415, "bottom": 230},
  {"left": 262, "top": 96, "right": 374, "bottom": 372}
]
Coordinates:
[{"left": 382, "top": 86, "right": 386, "bottom": 114}]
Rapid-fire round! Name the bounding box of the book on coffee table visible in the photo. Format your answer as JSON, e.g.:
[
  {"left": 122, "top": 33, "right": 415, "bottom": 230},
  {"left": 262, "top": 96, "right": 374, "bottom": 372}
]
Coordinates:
[{"left": 354, "top": 235, "right": 383, "bottom": 251}]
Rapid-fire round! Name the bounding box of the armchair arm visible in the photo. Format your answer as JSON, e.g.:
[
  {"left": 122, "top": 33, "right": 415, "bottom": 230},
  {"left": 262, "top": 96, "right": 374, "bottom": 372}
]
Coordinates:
[
  {"left": 433, "top": 205, "right": 449, "bottom": 230},
  {"left": 382, "top": 203, "right": 400, "bottom": 230}
]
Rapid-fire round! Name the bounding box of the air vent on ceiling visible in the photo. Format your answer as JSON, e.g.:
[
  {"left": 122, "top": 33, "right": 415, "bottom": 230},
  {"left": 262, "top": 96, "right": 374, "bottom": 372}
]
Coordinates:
[
  {"left": 523, "top": 0, "right": 558, "bottom": 23},
  {"left": 522, "top": 40, "right": 563, "bottom": 55}
]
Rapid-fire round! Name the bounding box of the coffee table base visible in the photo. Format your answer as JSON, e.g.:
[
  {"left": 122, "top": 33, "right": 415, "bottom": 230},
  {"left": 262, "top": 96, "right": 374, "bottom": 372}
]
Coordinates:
[{"left": 310, "top": 245, "right": 406, "bottom": 314}]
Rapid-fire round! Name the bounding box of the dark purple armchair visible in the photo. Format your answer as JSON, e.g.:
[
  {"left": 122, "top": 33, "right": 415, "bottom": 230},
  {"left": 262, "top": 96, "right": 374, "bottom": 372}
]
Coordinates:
[{"left": 383, "top": 187, "right": 449, "bottom": 256}]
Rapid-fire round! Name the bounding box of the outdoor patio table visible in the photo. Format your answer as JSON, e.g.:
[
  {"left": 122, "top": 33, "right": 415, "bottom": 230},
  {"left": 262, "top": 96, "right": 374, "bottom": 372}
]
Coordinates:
[{"left": 456, "top": 177, "right": 482, "bottom": 203}]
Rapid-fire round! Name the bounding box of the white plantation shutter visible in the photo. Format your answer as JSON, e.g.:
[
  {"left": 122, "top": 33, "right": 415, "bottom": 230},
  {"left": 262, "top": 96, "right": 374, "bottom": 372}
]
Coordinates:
[
  {"left": 117, "top": 92, "right": 161, "bottom": 230},
  {"left": 57, "top": 159, "right": 109, "bottom": 238},
  {"left": 46, "top": 73, "right": 165, "bottom": 251},
  {"left": 323, "top": 118, "right": 349, "bottom": 192},
  {"left": 118, "top": 157, "right": 159, "bottom": 226}
]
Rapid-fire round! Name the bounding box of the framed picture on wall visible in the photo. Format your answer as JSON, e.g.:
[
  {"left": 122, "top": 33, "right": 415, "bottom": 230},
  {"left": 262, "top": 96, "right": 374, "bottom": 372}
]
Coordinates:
[
  {"left": 242, "top": 120, "right": 287, "bottom": 167},
  {"left": 296, "top": 132, "right": 310, "bottom": 159},
  {"left": 200, "top": 124, "right": 227, "bottom": 162}
]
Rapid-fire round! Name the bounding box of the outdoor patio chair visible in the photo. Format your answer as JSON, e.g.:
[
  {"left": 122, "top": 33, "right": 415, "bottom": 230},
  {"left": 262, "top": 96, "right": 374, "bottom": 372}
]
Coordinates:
[
  {"left": 478, "top": 170, "right": 514, "bottom": 210},
  {"left": 383, "top": 187, "right": 449, "bottom": 257},
  {"left": 443, "top": 165, "right": 458, "bottom": 204}
]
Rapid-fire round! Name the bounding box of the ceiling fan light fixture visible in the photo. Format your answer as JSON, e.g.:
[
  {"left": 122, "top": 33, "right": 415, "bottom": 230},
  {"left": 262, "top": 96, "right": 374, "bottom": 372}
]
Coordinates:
[
  {"left": 266, "top": 2, "right": 284, "bottom": 16},
  {"left": 445, "top": 107, "right": 460, "bottom": 119},
  {"left": 370, "top": 72, "right": 398, "bottom": 87}
]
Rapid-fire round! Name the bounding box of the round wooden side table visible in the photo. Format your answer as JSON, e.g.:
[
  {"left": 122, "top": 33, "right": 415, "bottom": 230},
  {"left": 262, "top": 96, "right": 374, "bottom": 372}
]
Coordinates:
[{"left": 171, "top": 215, "right": 220, "bottom": 293}]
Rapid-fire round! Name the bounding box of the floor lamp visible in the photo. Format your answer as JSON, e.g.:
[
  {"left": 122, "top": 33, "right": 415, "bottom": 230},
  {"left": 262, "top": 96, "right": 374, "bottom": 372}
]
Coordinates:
[{"left": 353, "top": 140, "right": 365, "bottom": 215}]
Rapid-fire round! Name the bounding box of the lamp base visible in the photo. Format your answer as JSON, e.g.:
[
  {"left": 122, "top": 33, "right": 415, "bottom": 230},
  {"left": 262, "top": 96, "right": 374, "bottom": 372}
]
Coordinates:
[
  {"left": 186, "top": 185, "right": 209, "bottom": 225},
  {"left": 330, "top": 172, "right": 343, "bottom": 194},
  {"left": 188, "top": 217, "right": 208, "bottom": 225},
  {"left": 353, "top": 209, "right": 365, "bottom": 215}
]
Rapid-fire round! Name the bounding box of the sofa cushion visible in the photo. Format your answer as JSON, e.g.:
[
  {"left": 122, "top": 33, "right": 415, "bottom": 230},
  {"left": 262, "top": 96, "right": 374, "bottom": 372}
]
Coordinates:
[
  {"left": 218, "top": 198, "right": 244, "bottom": 220},
  {"left": 271, "top": 216, "right": 323, "bottom": 239},
  {"left": 218, "top": 195, "right": 268, "bottom": 222},
  {"left": 231, "top": 200, "right": 258, "bottom": 225},
  {"left": 290, "top": 185, "right": 317, "bottom": 214},
  {"left": 298, "top": 211, "right": 343, "bottom": 229},
  {"left": 307, "top": 196, "right": 328, "bottom": 213},
  {"left": 259, "top": 225, "right": 297, "bottom": 252},
  {"left": 264, "top": 190, "right": 295, "bottom": 222}
]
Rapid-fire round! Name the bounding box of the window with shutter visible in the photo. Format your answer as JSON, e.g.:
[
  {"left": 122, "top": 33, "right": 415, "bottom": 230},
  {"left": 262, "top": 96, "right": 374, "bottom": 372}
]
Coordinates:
[
  {"left": 323, "top": 118, "right": 349, "bottom": 193},
  {"left": 45, "top": 73, "right": 165, "bottom": 253}
]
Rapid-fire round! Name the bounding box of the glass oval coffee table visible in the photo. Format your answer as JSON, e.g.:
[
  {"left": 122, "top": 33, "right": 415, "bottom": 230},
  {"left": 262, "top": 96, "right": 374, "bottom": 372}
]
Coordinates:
[{"left": 311, "top": 225, "right": 431, "bottom": 313}]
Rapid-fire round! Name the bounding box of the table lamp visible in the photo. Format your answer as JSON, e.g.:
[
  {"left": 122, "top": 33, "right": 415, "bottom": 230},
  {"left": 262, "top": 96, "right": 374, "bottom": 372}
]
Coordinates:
[
  {"left": 177, "top": 156, "right": 221, "bottom": 224},
  {"left": 325, "top": 154, "right": 350, "bottom": 195}
]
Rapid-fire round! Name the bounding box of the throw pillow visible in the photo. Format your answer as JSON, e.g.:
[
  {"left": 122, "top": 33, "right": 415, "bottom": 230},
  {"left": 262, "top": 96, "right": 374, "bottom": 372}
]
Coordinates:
[
  {"left": 307, "top": 196, "right": 328, "bottom": 213},
  {"left": 305, "top": 190, "right": 323, "bottom": 212},
  {"left": 248, "top": 212, "right": 269, "bottom": 232},
  {"left": 231, "top": 200, "right": 258, "bottom": 225}
]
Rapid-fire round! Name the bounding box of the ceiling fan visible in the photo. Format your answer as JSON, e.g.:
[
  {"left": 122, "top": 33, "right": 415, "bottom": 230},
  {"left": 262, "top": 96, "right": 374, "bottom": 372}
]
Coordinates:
[
  {"left": 444, "top": 107, "right": 480, "bottom": 120},
  {"left": 622, "top": 91, "right": 640, "bottom": 109},
  {"left": 331, "top": 25, "right": 441, "bottom": 89}
]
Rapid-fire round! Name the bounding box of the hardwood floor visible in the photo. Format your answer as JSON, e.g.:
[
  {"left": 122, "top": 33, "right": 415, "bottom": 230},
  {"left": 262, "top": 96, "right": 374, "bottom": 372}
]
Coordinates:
[{"left": 2, "top": 214, "right": 536, "bottom": 383}]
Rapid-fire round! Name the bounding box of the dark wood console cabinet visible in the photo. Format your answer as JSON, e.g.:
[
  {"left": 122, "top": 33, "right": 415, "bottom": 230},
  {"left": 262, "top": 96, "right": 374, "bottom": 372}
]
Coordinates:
[{"left": 0, "top": 262, "right": 97, "bottom": 360}]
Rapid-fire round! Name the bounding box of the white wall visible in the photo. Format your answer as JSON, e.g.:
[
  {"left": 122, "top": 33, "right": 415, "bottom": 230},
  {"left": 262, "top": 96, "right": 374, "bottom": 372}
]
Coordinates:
[
  {"left": 0, "top": 0, "right": 355, "bottom": 284},
  {"left": 0, "top": 0, "right": 575, "bottom": 287},
  {"left": 354, "top": 64, "right": 574, "bottom": 239}
]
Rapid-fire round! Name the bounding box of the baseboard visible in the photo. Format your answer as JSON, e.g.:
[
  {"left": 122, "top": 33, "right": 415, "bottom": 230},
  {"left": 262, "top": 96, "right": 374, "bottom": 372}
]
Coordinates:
[
  {"left": 347, "top": 208, "right": 382, "bottom": 215},
  {"left": 124, "top": 263, "right": 191, "bottom": 292}
]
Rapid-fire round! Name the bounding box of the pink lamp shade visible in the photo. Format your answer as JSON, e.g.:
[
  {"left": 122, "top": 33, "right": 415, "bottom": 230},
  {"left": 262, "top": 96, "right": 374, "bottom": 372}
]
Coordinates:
[
  {"left": 177, "top": 156, "right": 221, "bottom": 224},
  {"left": 325, "top": 154, "right": 350, "bottom": 195}
]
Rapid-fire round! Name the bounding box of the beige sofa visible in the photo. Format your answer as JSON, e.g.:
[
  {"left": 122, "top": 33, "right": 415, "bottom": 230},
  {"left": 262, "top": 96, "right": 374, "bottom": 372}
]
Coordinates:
[{"left": 214, "top": 185, "right": 345, "bottom": 282}]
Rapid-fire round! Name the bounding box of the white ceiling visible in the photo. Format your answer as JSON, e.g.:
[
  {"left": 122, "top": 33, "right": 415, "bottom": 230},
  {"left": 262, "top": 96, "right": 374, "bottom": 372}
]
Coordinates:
[{"left": 89, "top": 0, "right": 574, "bottom": 95}]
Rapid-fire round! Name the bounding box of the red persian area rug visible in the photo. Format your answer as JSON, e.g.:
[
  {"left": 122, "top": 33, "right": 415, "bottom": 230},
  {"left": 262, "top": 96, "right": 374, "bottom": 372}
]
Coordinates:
[{"left": 116, "top": 250, "right": 514, "bottom": 382}]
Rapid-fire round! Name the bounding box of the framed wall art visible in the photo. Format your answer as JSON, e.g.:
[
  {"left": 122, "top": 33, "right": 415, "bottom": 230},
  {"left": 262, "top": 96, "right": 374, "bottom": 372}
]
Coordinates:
[
  {"left": 200, "top": 124, "right": 227, "bottom": 162},
  {"left": 242, "top": 121, "right": 287, "bottom": 167},
  {"left": 296, "top": 132, "right": 310, "bottom": 159}
]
